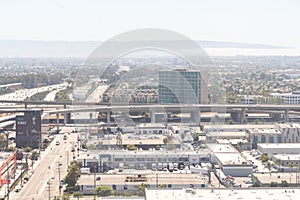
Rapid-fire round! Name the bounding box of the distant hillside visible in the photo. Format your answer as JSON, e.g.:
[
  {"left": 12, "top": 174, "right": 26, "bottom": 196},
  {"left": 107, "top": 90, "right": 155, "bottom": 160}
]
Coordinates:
[{"left": 0, "top": 40, "right": 288, "bottom": 57}]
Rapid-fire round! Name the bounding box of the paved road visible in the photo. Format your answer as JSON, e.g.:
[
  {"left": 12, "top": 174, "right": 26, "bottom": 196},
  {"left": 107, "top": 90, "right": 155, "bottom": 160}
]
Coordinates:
[{"left": 11, "top": 132, "right": 79, "bottom": 200}]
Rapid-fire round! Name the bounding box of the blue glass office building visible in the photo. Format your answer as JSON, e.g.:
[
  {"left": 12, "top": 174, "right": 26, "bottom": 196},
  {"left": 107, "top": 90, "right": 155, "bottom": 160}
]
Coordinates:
[{"left": 158, "top": 68, "right": 205, "bottom": 104}]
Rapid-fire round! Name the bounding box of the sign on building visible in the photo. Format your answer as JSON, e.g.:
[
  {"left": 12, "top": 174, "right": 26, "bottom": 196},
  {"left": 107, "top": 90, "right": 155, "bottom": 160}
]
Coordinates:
[{"left": 16, "top": 110, "right": 42, "bottom": 149}]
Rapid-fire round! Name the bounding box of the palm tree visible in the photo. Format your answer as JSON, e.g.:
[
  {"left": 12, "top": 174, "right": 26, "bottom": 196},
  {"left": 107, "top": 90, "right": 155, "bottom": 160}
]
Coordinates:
[
  {"left": 274, "top": 158, "right": 282, "bottom": 173},
  {"left": 265, "top": 161, "right": 272, "bottom": 176},
  {"left": 289, "top": 163, "right": 295, "bottom": 184}
]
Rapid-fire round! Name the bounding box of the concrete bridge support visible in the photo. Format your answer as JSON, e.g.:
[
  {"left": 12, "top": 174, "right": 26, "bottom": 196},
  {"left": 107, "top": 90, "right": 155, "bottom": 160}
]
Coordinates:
[
  {"left": 107, "top": 112, "right": 111, "bottom": 127},
  {"left": 239, "top": 108, "right": 246, "bottom": 123},
  {"left": 270, "top": 113, "right": 281, "bottom": 122},
  {"left": 285, "top": 109, "right": 290, "bottom": 122},
  {"left": 190, "top": 110, "right": 201, "bottom": 125},
  {"left": 230, "top": 112, "right": 240, "bottom": 122}
]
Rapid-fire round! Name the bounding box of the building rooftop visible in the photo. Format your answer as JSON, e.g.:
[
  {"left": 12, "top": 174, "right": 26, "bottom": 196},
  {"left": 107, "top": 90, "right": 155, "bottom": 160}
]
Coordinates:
[
  {"left": 258, "top": 143, "right": 300, "bottom": 149},
  {"left": 216, "top": 139, "right": 249, "bottom": 145},
  {"left": 205, "top": 124, "right": 275, "bottom": 130},
  {"left": 206, "top": 131, "right": 248, "bottom": 138},
  {"left": 248, "top": 128, "right": 282, "bottom": 134},
  {"left": 145, "top": 188, "right": 300, "bottom": 200},
  {"left": 137, "top": 123, "right": 166, "bottom": 129},
  {"left": 277, "top": 123, "right": 300, "bottom": 129},
  {"left": 273, "top": 154, "right": 300, "bottom": 160},
  {"left": 214, "top": 152, "right": 250, "bottom": 166},
  {"left": 207, "top": 144, "right": 238, "bottom": 153},
  {"left": 78, "top": 149, "right": 210, "bottom": 160},
  {"left": 78, "top": 173, "right": 207, "bottom": 186}
]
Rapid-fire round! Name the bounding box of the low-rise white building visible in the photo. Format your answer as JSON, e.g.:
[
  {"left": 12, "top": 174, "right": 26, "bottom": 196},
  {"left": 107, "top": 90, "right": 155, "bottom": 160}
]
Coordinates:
[
  {"left": 270, "top": 92, "right": 300, "bottom": 104},
  {"left": 258, "top": 143, "right": 300, "bottom": 158},
  {"left": 275, "top": 123, "right": 300, "bottom": 143},
  {"left": 272, "top": 154, "right": 300, "bottom": 172},
  {"left": 145, "top": 188, "right": 300, "bottom": 200},
  {"left": 247, "top": 128, "right": 282, "bottom": 149},
  {"left": 206, "top": 131, "right": 248, "bottom": 143},
  {"left": 78, "top": 173, "right": 208, "bottom": 195},
  {"left": 136, "top": 123, "right": 167, "bottom": 134}
]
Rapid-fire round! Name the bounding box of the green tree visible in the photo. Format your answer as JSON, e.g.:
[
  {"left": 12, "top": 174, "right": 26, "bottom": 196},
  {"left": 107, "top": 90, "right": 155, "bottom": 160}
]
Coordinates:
[
  {"left": 137, "top": 183, "right": 147, "bottom": 196},
  {"left": 281, "top": 180, "right": 288, "bottom": 187},
  {"left": 73, "top": 191, "right": 83, "bottom": 200},
  {"left": 270, "top": 182, "right": 278, "bottom": 187},
  {"left": 23, "top": 146, "right": 33, "bottom": 152},
  {"left": 30, "top": 150, "right": 39, "bottom": 161},
  {"left": 64, "top": 161, "right": 82, "bottom": 191},
  {"left": 265, "top": 161, "right": 272, "bottom": 176},
  {"left": 261, "top": 154, "right": 269, "bottom": 163},
  {"left": 95, "top": 186, "right": 114, "bottom": 197},
  {"left": 127, "top": 144, "right": 136, "bottom": 151}
]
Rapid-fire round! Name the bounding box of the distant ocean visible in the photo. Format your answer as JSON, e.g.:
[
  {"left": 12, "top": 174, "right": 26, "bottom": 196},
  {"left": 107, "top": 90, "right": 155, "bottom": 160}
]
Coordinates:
[{"left": 205, "top": 48, "right": 300, "bottom": 56}]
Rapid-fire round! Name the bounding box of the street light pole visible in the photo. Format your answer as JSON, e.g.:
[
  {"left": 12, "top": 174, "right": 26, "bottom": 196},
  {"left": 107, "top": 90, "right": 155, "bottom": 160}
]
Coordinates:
[
  {"left": 94, "top": 165, "right": 96, "bottom": 200},
  {"left": 47, "top": 180, "right": 51, "bottom": 200},
  {"left": 58, "top": 162, "right": 61, "bottom": 195}
]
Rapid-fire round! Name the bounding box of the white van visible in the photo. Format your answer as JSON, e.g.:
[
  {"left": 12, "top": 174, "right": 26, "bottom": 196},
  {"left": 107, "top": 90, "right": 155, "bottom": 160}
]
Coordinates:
[
  {"left": 151, "top": 163, "right": 157, "bottom": 171},
  {"left": 168, "top": 163, "right": 174, "bottom": 172}
]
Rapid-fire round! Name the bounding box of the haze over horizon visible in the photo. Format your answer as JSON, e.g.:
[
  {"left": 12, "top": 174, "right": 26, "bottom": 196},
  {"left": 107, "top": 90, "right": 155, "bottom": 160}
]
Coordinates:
[
  {"left": 0, "top": 39, "right": 299, "bottom": 58},
  {"left": 1, "top": 0, "right": 300, "bottom": 49}
]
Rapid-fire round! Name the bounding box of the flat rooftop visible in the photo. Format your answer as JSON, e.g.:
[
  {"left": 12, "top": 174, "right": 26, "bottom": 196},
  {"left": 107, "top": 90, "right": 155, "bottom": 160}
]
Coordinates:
[
  {"left": 78, "top": 149, "right": 210, "bottom": 159},
  {"left": 273, "top": 154, "right": 300, "bottom": 160},
  {"left": 145, "top": 188, "right": 300, "bottom": 200},
  {"left": 97, "top": 134, "right": 167, "bottom": 146},
  {"left": 214, "top": 152, "right": 250, "bottom": 166},
  {"left": 277, "top": 123, "right": 300, "bottom": 129},
  {"left": 205, "top": 124, "right": 275, "bottom": 130},
  {"left": 207, "top": 144, "right": 238, "bottom": 153},
  {"left": 249, "top": 128, "right": 281, "bottom": 134},
  {"left": 78, "top": 173, "right": 207, "bottom": 186},
  {"left": 216, "top": 139, "right": 249, "bottom": 145},
  {"left": 258, "top": 143, "right": 300, "bottom": 149},
  {"left": 206, "top": 131, "right": 248, "bottom": 138}
]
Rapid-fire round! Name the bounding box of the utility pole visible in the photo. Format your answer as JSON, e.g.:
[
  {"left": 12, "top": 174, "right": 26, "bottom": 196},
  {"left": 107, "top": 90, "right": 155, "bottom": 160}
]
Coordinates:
[
  {"left": 47, "top": 180, "right": 51, "bottom": 200},
  {"left": 94, "top": 165, "right": 96, "bottom": 200},
  {"left": 66, "top": 151, "right": 69, "bottom": 168},
  {"left": 6, "top": 163, "right": 10, "bottom": 200},
  {"left": 58, "top": 162, "right": 61, "bottom": 195}
]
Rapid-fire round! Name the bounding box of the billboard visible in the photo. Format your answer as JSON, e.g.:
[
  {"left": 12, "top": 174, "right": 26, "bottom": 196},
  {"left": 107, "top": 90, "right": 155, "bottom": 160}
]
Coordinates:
[{"left": 16, "top": 110, "right": 42, "bottom": 149}]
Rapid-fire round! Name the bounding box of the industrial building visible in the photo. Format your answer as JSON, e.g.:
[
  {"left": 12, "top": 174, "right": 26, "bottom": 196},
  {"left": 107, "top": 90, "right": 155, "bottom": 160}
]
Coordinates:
[
  {"left": 78, "top": 150, "right": 210, "bottom": 173},
  {"left": 247, "top": 128, "right": 282, "bottom": 149},
  {"left": 78, "top": 173, "right": 208, "bottom": 195},
  {"left": 206, "top": 131, "right": 248, "bottom": 143},
  {"left": 275, "top": 123, "right": 300, "bottom": 143},
  {"left": 272, "top": 154, "right": 300, "bottom": 172},
  {"left": 257, "top": 143, "right": 300, "bottom": 157},
  {"left": 145, "top": 188, "right": 300, "bottom": 200},
  {"left": 207, "top": 144, "right": 252, "bottom": 177}
]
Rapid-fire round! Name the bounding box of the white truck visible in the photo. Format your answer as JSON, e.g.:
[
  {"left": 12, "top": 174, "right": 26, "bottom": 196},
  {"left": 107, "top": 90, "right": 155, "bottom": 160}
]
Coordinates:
[
  {"left": 80, "top": 167, "right": 90, "bottom": 174},
  {"left": 119, "top": 163, "right": 124, "bottom": 172}
]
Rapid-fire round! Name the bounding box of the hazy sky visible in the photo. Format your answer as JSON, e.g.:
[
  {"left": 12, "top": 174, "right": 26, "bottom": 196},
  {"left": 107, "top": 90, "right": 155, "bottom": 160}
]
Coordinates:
[{"left": 1, "top": 0, "right": 300, "bottom": 47}]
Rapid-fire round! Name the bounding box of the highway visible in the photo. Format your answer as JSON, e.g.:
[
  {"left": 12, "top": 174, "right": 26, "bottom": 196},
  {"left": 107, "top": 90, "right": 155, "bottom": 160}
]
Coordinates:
[{"left": 11, "top": 132, "right": 79, "bottom": 200}]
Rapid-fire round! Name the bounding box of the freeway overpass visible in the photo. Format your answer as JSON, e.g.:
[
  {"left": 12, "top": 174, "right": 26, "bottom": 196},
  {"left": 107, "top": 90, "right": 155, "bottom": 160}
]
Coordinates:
[{"left": 1, "top": 100, "right": 300, "bottom": 124}]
